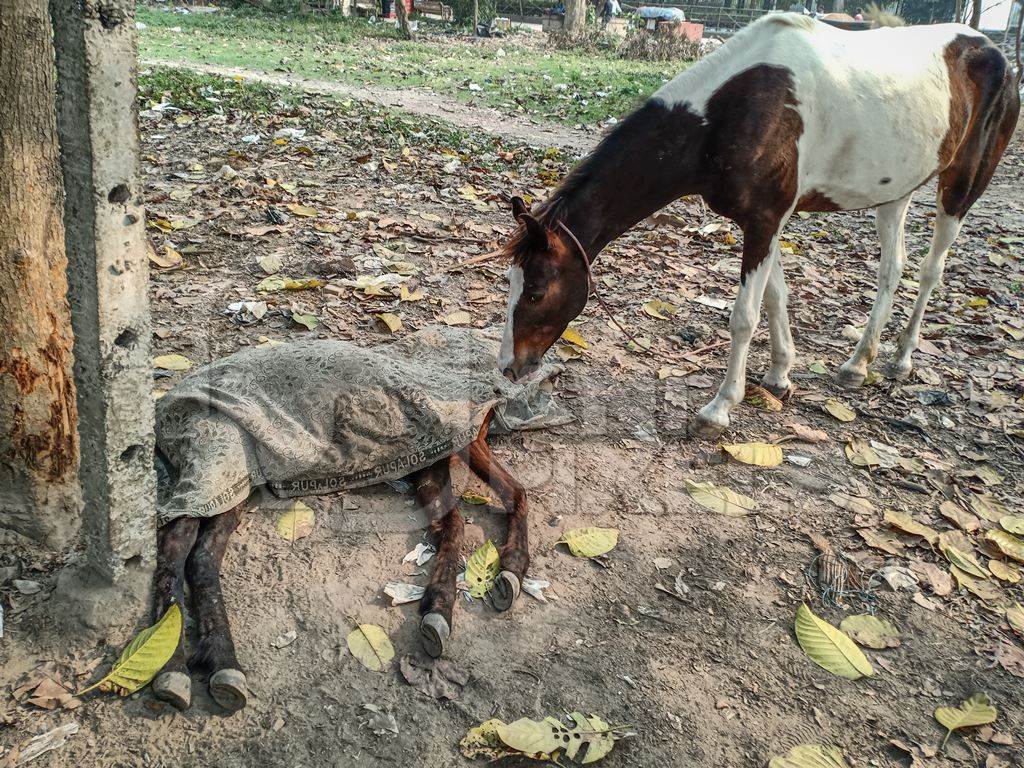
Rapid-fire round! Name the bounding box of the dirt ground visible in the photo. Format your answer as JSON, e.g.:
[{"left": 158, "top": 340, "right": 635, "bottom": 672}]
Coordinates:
[{"left": 2, "top": 71, "right": 1023, "bottom": 768}]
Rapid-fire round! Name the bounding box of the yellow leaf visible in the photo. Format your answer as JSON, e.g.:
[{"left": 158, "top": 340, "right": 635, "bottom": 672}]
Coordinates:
[
  {"left": 399, "top": 285, "right": 424, "bottom": 302},
  {"left": 1006, "top": 603, "right": 1024, "bottom": 635},
  {"left": 558, "top": 527, "right": 619, "bottom": 558},
  {"left": 964, "top": 297, "right": 989, "bottom": 309},
  {"left": 768, "top": 745, "right": 850, "bottom": 768},
  {"left": 794, "top": 603, "right": 874, "bottom": 680},
  {"left": 346, "top": 624, "right": 394, "bottom": 672},
  {"left": 495, "top": 713, "right": 623, "bottom": 764},
  {"left": 942, "top": 541, "right": 990, "bottom": 577},
  {"left": 460, "top": 491, "right": 493, "bottom": 506},
  {"left": 824, "top": 399, "right": 856, "bottom": 422},
  {"left": 950, "top": 566, "right": 1001, "bottom": 601},
  {"left": 883, "top": 509, "right": 939, "bottom": 545},
  {"left": 466, "top": 539, "right": 499, "bottom": 598},
  {"left": 149, "top": 243, "right": 183, "bottom": 269},
  {"left": 684, "top": 480, "right": 756, "bottom": 516},
  {"left": 743, "top": 384, "right": 783, "bottom": 412},
  {"left": 999, "top": 516, "right": 1024, "bottom": 535},
  {"left": 845, "top": 438, "right": 880, "bottom": 468},
  {"left": 275, "top": 501, "right": 314, "bottom": 541},
  {"left": 641, "top": 299, "right": 678, "bottom": 320},
  {"left": 560, "top": 327, "right": 589, "bottom": 349},
  {"left": 556, "top": 344, "right": 584, "bottom": 361},
  {"left": 460, "top": 719, "right": 511, "bottom": 760},
  {"left": 935, "top": 694, "right": 997, "bottom": 747},
  {"left": 721, "top": 442, "right": 783, "bottom": 467},
  {"left": 985, "top": 530, "right": 1024, "bottom": 563},
  {"left": 839, "top": 614, "right": 900, "bottom": 649},
  {"left": 152, "top": 354, "right": 192, "bottom": 371},
  {"left": 292, "top": 313, "right": 318, "bottom": 330},
  {"left": 443, "top": 310, "right": 473, "bottom": 326},
  {"left": 970, "top": 493, "right": 1008, "bottom": 522},
  {"left": 376, "top": 313, "right": 403, "bottom": 333},
  {"left": 939, "top": 500, "right": 980, "bottom": 533},
  {"left": 287, "top": 203, "right": 318, "bottom": 217},
  {"left": 989, "top": 560, "right": 1021, "bottom": 584},
  {"left": 79, "top": 604, "right": 182, "bottom": 696}
]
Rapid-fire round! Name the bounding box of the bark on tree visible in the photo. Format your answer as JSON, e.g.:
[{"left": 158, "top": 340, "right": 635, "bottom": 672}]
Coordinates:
[
  {"left": 0, "top": 0, "right": 82, "bottom": 546},
  {"left": 969, "top": 0, "right": 980, "bottom": 27},
  {"left": 395, "top": 0, "right": 412, "bottom": 39},
  {"left": 563, "top": 0, "right": 587, "bottom": 38}
]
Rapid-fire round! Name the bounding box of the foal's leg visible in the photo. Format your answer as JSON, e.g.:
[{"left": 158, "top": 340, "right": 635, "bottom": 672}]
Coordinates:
[
  {"left": 151, "top": 516, "right": 201, "bottom": 709},
  {"left": 837, "top": 193, "right": 913, "bottom": 387},
  {"left": 691, "top": 223, "right": 779, "bottom": 438},
  {"left": 415, "top": 457, "right": 464, "bottom": 658},
  {"left": 185, "top": 503, "right": 248, "bottom": 711},
  {"left": 760, "top": 247, "right": 795, "bottom": 400},
  {"left": 459, "top": 415, "right": 529, "bottom": 612},
  {"left": 889, "top": 209, "right": 962, "bottom": 379}
]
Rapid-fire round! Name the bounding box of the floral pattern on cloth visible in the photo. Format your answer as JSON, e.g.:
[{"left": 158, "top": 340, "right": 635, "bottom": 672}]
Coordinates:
[{"left": 155, "top": 326, "right": 567, "bottom": 524}]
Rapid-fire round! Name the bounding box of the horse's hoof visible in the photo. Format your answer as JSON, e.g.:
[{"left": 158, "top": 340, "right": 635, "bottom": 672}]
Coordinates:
[
  {"left": 209, "top": 668, "right": 248, "bottom": 712},
  {"left": 688, "top": 415, "right": 725, "bottom": 440},
  {"left": 885, "top": 361, "right": 913, "bottom": 381},
  {"left": 761, "top": 380, "right": 794, "bottom": 402},
  {"left": 835, "top": 366, "right": 866, "bottom": 389},
  {"left": 420, "top": 612, "right": 450, "bottom": 659},
  {"left": 490, "top": 570, "right": 521, "bottom": 612},
  {"left": 152, "top": 671, "right": 191, "bottom": 710}
]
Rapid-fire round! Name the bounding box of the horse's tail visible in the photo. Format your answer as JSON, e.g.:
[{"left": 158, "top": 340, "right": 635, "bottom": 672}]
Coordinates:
[{"left": 865, "top": 2, "right": 906, "bottom": 27}]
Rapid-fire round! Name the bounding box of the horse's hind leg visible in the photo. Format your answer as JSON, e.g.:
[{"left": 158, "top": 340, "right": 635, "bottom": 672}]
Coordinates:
[
  {"left": 837, "top": 192, "right": 913, "bottom": 387},
  {"left": 459, "top": 414, "right": 528, "bottom": 612},
  {"left": 151, "top": 516, "right": 201, "bottom": 709},
  {"left": 415, "top": 456, "right": 463, "bottom": 658},
  {"left": 185, "top": 503, "right": 247, "bottom": 711}
]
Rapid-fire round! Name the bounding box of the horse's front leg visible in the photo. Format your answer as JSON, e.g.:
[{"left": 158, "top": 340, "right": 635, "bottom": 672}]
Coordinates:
[
  {"left": 185, "top": 502, "right": 248, "bottom": 712},
  {"left": 459, "top": 414, "right": 528, "bottom": 612},
  {"left": 691, "top": 223, "right": 779, "bottom": 439},
  {"left": 414, "top": 457, "right": 464, "bottom": 658},
  {"left": 760, "top": 244, "right": 795, "bottom": 400},
  {"left": 151, "top": 516, "right": 201, "bottom": 709}
]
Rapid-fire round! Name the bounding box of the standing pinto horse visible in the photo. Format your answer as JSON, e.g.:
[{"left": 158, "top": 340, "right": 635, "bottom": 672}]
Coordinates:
[{"left": 498, "top": 15, "right": 1019, "bottom": 437}]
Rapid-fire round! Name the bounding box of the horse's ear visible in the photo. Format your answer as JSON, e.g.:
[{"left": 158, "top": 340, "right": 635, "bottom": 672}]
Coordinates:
[
  {"left": 519, "top": 213, "right": 549, "bottom": 251},
  {"left": 510, "top": 195, "right": 529, "bottom": 221}
]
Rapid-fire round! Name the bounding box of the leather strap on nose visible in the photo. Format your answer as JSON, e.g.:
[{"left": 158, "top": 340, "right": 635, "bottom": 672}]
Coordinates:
[{"left": 556, "top": 221, "right": 637, "bottom": 344}]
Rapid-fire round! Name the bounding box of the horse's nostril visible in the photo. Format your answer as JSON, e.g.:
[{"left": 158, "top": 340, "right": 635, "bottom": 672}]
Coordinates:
[{"left": 502, "top": 365, "right": 517, "bottom": 381}]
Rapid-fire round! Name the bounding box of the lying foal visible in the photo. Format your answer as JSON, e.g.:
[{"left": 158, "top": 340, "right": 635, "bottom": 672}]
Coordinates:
[{"left": 150, "top": 411, "right": 528, "bottom": 711}]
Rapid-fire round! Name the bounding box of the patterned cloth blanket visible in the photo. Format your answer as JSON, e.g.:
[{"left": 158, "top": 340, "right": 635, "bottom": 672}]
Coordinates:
[{"left": 155, "top": 326, "right": 567, "bottom": 524}]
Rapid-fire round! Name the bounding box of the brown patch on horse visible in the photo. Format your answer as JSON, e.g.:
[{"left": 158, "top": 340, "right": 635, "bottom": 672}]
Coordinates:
[
  {"left": 699, "top": 65, "right": 803, "bottom": 276},
  {"left": 939, "top": 34, "right": 1020, "bottom": 218},
  {"left": 796, "top": 190, "right": 842, "bottom": 212}
]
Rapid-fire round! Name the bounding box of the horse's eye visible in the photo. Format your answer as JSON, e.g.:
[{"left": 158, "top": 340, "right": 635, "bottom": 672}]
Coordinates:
[{"left": 527, "top": 292, "right": 544, "bottom": 303}]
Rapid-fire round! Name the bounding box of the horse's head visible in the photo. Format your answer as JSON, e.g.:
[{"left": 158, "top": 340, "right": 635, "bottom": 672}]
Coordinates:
[{"left": 498, "top": 196, "right": 591, "bottom": 381}]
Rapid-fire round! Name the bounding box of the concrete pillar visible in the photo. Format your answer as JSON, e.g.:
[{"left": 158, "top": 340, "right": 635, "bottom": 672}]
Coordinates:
[{"left": 50, "top": 0, "right": 155, "bottom": 610}]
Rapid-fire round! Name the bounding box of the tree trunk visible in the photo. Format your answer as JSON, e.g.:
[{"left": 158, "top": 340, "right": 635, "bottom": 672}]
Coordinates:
[
  {"left": 968, "top": 0, "right": 981, "bottom": 27},
  {"left": 563, "top": 0, "right": 587, "bottom": 37},
  {"left": 395, "top": 0, "right": 412, "bottom": 38},
  {"left": 0, "top": 0, "right": 82, "bottom": 546},
  {"left": 1016, "top": 14, "right": 1022, "bottom": 85}
]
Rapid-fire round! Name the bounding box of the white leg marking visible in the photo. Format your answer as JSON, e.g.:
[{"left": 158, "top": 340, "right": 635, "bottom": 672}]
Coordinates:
[
  {"left": 838, "top": 193, "right": 913, "bottom": 385},
  {"left": 697, "top": 249, "right": 775, "bottom": 430},
  {"left": 761, "top": 247, "right": 794, "bottom": 396},
  {"left": 498, "top": 266, "right": 524, "bottom": 372},
  {"left": 893, "top": 210, "right": 963, "bottom": 376}
]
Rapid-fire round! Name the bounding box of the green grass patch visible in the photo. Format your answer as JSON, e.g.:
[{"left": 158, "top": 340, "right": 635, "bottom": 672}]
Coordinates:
[
  {"left": 136, "top": 6, "right": 676, "bottom": 125},
  {"left": 139, "top": 67, "right": 304, "bottom": 114}
]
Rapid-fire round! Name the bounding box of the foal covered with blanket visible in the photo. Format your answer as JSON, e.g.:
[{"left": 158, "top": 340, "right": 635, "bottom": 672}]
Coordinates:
[{"left": 150, "top": 327, "right": 565, "bottom": 710}]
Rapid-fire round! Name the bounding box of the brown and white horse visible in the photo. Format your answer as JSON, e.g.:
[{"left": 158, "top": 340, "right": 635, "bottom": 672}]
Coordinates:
[{"left": 499, "top": 14, "right": 1019, "bottom": 437}]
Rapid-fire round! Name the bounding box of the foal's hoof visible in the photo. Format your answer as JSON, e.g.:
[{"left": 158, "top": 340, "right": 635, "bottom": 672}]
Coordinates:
[
  {"left": 490, "top": 570, "right": 521, "bottom": 612},
  {"left": 420, "top": 612, "right": 450, "bottom": 659},
  {"left": 209, "top": 669, "right": 248, "bottom": 712},
  {"left": 688, "top": 415, "right": 725, "bottom": 440},
  {"left": 152, "top": 671, "right": 191, "bottom": 710},
  {"left": 761, "top": 380, "right": 794, "bottom": 402},
  {"left": 885, "top": 361, "right": 913, "bottom": 381},
  {"left": 835, "top": 366, "right": 866, "bottom": 389}
]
